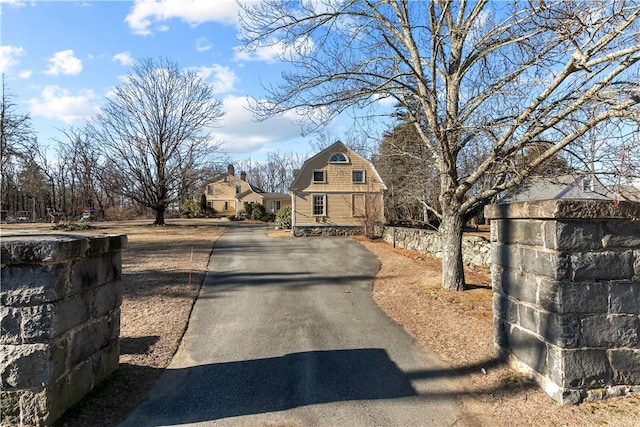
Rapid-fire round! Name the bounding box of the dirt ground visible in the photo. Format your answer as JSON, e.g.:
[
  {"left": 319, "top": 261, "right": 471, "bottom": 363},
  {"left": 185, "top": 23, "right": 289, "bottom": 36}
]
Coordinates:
[
  {"left": 358, "top": 237, "right": 640, "bottom": 427},
  {"left": 3, "top": 220, "right": 637, "bottom": 426}
]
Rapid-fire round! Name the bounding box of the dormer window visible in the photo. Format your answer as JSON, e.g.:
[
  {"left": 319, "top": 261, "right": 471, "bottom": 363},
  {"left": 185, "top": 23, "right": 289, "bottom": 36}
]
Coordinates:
[
  {"left": 329, "top": 152, "right": 349, "bottom": 163},
  {"left": 313, "top": 170, "right": 326, "bottom": 183}
]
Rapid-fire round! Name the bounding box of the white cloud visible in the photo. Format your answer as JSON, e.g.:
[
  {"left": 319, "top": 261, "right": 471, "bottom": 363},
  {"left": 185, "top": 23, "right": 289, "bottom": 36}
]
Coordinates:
[
  {"left": 189, "top": 64, "right": 238, "bottom": 94},
  {"left": 234, "top": 36, "right": 314, "bottom": 63},
  {"left": 0, "top": 45, "right": 25, "bottom": 73},
  {"left": 216, "top": 95, "right": 306, "bottom": 153},
  {"left": 195, "top": 37, "right": 212, "bottom": 52},
  {"left": 28, "top": 86, "right": 97, "bottom": 123},
  {"left": 125, "top": 0, "right": 240, "bottom": 36},
  {"left": 373, "top": 93, "right": 397, "bottom": 107},
  {"left": 18, "top": 70, "right": 32, "bottom": 79},
  {"left": 45, "top": 50, "right": 83, "bottom": 75},
  {"left": 0, "top": 0, "right": 26, "bottom": 9},
  {"left": 113, "top": 51, "right": 134, "bottom": 66}
]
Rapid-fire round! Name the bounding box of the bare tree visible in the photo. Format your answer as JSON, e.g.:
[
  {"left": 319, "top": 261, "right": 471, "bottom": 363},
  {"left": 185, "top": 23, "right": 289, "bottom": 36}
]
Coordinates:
[
  {"left": 240, "top": 0, "right": 640, "bottom": 291},
  {"left": 1, "top": 76, "right": 39, "bottom": 216},
  {"left": 236, "top": 151, "right": 306, "bottom": 193},
  {"left": 91, "top": 58, "right": 225, "bottom": 225}
]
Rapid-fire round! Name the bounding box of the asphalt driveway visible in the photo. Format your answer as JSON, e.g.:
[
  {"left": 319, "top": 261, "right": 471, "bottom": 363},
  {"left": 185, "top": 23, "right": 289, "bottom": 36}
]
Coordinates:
[{"left": 119, "top": 224, "right": 465, "bottom": 426}]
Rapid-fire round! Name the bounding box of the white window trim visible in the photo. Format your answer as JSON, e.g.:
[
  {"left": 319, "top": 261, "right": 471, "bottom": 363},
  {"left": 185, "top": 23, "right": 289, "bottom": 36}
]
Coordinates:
[
  {"left": 312, "top": 169, "right": 327, "bottom": 183},
  {"left": 352, "top": 170, "right": 366, "bottom": 183},
  {"left": 312, "top": 193, "right": 326, "bottom": 216},
  {"left": 329, "top": 152, "right": 349, "bottom": 163}
]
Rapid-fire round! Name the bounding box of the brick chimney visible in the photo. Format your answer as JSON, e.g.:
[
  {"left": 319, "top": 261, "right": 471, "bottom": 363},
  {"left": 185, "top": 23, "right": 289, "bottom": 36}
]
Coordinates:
[
  {"left": 227, "top": 164, "right": 235, "bottom": 176},
  {"left": 240, "top": 171, "right": 247, "bottom": 181}
]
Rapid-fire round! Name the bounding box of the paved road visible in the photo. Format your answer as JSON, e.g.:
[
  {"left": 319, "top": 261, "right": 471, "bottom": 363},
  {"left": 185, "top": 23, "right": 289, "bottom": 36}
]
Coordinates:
[{"left": 120, "top": 225, "right": 465, "bottom": 426}]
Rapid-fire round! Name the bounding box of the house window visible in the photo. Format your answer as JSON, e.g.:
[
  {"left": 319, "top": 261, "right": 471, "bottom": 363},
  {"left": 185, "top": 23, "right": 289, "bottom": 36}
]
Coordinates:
[
  {"left": 313, "top": 170, "right": 326, "bottom": 183},
  {"left": 275, "top": 200, "right": 281, "bottom": 211},
  {"left": 235, "top": 185, "right": 241, "bottom": 194},
  {"left": 582, "top": 177, "right": 594, "bottom": 192},
  {"left": 207, "top": 185, "right": 213, "bottom": 195},
  {"left": 224, "top": 201, "right": 229, "bottom": 211},
  {"left": 207, "top": 201, "right": 213, "bottom": 209},
  {"left": 312, "top": 194, "right": 326, "bottom": 216},
  {"left": 329, "top": 152, "right": 349, "bottom": 163},
  {"left": 352, "top": 170, "right": 365, "bottom": 183}
]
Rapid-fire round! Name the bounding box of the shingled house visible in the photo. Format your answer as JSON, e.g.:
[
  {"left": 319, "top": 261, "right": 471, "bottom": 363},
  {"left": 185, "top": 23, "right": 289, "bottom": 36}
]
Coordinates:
[
  {"left": 204, "top": 165, "right": 290, "bottom": 215},
  {"left": 289, "top": 141, "right": 386, "bottom": 235}
]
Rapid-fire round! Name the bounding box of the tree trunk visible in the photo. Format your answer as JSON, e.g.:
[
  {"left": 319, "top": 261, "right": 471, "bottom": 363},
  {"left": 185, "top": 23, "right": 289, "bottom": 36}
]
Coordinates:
[
  {"left": 440, "top": 210, "right": 465, "bottom": 291},
  {"left": 154, "top": 206, "right": 165, "bottom": 226}
]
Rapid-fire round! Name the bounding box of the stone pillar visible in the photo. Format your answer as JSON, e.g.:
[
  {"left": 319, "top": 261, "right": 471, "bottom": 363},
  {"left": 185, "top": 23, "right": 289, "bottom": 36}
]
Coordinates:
[
  {"left": 485, "top": 200, "right": 640, "bottom": 405},
  {"left": 1, "top": 234, "right": 127, "bottom": 426}
]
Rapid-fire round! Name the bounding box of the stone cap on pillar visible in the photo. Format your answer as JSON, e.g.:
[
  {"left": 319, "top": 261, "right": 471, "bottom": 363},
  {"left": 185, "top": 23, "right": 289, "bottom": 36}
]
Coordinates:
[{"left": 485, "top": 199, "right": 640, "bottom": 220}]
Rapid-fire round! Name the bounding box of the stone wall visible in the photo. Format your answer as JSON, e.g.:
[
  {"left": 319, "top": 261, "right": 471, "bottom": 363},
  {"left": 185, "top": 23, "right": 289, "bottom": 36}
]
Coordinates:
[
  {"left": 1, "top": 234, "right": 127, "bottom": 426},
  {"left": 485, "top": 200, "right": 640, "bottom": 405},
  {"left": 381, "top": 226, "right": 490, "bottom": 268},
  {"left": 293, "top": 225, "right": 364, "bottom": 237}
]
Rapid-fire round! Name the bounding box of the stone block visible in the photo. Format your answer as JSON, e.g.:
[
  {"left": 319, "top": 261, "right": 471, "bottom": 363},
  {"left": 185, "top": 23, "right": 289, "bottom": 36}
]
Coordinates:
[
  {"left": 538, "top": 311, "right": 580, "bottom": 348},
  {"left": 111, "top": 251, "right": 123, "bottom": 282},
  {"left": 19, "top": 388, "right": 50, "bottom": 427},
  {"left": 610, "top": 349, "right": 640, "bottom": 384},
  {"left": 508, "top": 325, "right": 547, "bottom": 374},
  {"left": 519, "top": 304, "right": 538, "bottom": 333},
  {"left": 87, "top": 235, "right": 109, "bottom": 256},
  {"left": 0, "top": 263, "right": 69, "bottom": 306},
  {"left": 493, "top": 293, "right": 518, "bottom": 324},
  {"left": 580, "top": 314, "right": 639, "bottom": 348},
  {"left": 609, "top": 281, "right": 640, "bottom": 314},
  {"left": 555, "top": 282, "right": 608, "bottom": 315},
  {"left": 492, "top": 244, "right": 569, "bottom": 280},
  {"left": 92, "top": 341, "right": 119, "bottom": 385},
  {"left": 537, "top": 279, "right": 562, "bottom": 313},
  {"left": 602, "top": 221, "right": 640, "bottom": 248},
  {"left": 69, "top": 317, "right": 111, "bottom": 367},
  {"left": 69, "top": 255, "right": 114, "bottom": 295},
  {"left": 552, "top": 221, "right": 602, "bottom": 251},
  {"left": 571, "top": 251, "right": 634, "bottom": 281},
  {"left": 21, "top": 304, "right": 54, "bottom": 342},
  {"left": 634, "top": 250, "right": 640, "bottom": 277},
  {"left": 494, "top": 219, "right": 546, "bottom": 247},
  {"left": 47, "top": 359, "right": 93, "bottom": 424},
  {"left": 1, "top": 235, "right": 89, "bottom": 264},
  {"left": 0, "top": 390, "right": 21, "bottom": 426},
  {"left": 0, "top": 307, "right": 21, "bottom": 345},
  {"left": 52, "top": 295, "right": 90, "bottom": 337},
  {"left": 546, "top": 344, "right": 564, "bottom": 385},
  {"left": 492, "top": 266, "right": 538, "bottom": 305},
  {"left": 108, "top": 309, "right": 121, "bottom": 341},
  {"left": 50, "top": 336, "right": 69, "bottom": 384},
  {"left": 91, "top": 284, "right": 119, "bottom": 318},
  {"left": 0, "top": 344, "right": 50, "bottom": 389},
  {"left": 494, "top": 317, "right": 510, "bottom": 350},
  {"left": 562, "top": 349, "right": 611, "bottom": 388}
]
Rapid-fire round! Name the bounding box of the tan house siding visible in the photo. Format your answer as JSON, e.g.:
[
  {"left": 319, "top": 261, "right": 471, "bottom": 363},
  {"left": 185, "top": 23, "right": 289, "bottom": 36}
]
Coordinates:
[
  {"left": 205, "top": 175, "right": 253, "bottom": 214},
  {"left": 203, "top": 168, "right": 290, "bottom": 216},
  {"left": 290, "top": 141, "right": 386, "bottom": 232},
  {"left": 293, "top": 192, "right": 383, "bottom": 226}
]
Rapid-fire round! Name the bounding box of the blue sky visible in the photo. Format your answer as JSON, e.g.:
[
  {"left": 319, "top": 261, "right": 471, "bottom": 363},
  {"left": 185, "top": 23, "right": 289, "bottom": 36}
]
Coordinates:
[{"left": 1, "top": 0, "right": 380, "bottom": 161}]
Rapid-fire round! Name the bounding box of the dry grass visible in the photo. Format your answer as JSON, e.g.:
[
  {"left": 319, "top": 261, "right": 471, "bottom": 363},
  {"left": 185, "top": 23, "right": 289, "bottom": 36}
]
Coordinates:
[
  {"left": 358, "top": 237, "right": 640, "bottom": 427},
  {"left": 44, "top": 219, "right": 226, "bottom": 427}
]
